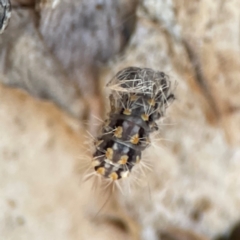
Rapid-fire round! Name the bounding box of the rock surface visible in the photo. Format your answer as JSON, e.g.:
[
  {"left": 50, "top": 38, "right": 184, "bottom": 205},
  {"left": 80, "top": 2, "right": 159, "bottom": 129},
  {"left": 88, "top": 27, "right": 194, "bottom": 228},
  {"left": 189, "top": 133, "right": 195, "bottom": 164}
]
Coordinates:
[{"left": 0, "top": 0, "right": 240, "bottom": 240}]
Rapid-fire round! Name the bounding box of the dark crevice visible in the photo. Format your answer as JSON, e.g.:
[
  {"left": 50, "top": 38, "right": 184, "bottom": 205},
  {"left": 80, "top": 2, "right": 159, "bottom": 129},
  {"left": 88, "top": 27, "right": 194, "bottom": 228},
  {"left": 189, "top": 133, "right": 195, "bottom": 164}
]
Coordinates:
[
  {"left": 215, "top": 221, "right": 240, "bottom": 240},
  {"left": 12, "top": 3, "right": 36, "bottom": 9},
  {"left": 182, "top": 39, "right": 221, "bottom": 121}
]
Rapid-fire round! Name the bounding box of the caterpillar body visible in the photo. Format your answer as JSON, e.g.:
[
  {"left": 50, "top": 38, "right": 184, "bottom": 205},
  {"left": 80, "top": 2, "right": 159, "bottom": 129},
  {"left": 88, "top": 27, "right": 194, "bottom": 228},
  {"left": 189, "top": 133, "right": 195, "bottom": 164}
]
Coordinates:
[{"left": 92, "top": 67, "right": 175, "bottom": 181}]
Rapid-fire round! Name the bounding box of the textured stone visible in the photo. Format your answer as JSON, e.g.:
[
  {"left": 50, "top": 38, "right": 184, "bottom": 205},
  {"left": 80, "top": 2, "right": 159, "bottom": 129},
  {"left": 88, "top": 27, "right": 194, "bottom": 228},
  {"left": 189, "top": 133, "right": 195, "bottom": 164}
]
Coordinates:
[
  {"left": 1, "top": 0, "right": 240, "bottom": 239},
  {"left": 104, "top": 0, "right": 240, "bottom": 238},
  {"left": 0, "top": 83, "right": 138, "bottom": 240}
]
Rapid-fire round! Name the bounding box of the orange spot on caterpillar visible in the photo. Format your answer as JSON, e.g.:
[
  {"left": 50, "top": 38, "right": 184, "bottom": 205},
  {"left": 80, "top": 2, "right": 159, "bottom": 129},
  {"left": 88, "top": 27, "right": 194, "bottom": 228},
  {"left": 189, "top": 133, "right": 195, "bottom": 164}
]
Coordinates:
[
  {"left": 118, "top": 155, "right": 129, "bottom": 165},
  {"left": 109, "top": 172, "right": 119, "bottom": 180},
  {"left": 141, "top": 114, "right": 149, "bottom": 121},
  {"left": 148, "top": 98, "right": 156, "bottom": 106},
  {"left": 130, "top": 134, "right": 140, "bottom": 144},
  {"left": 96, "top": 167, "right": 105, "bottom": 175},
  {"left": 105, "top": 148, "right": 113, "bottom": 160},
  {"left": 114, "top": 126, "right": 123, "bottom": 138},
  {"left": 123, "top": 108, "right": 132, "bottom": 115}
]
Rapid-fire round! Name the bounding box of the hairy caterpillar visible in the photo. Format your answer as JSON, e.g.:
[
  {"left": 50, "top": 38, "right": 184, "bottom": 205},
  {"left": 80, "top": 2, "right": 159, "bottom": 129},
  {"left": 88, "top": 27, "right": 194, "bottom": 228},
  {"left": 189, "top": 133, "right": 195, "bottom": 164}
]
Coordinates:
[
  {"left": 91, "top": 67, "right": 175, "bottom": 182},
  {"left": 0, "top": 0, "right": 11, "bottom": 34}
]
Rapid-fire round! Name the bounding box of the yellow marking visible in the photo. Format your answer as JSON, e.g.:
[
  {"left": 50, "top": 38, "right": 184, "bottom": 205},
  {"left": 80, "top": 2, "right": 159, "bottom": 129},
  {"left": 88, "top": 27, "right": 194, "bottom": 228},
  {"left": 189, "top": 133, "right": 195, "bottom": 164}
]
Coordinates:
[
  {"left": 92, "top": 160, "right": 101, "bottom": 167},
  {"left": 123, "top": 108, "right": 132, "bottom": 115},
  {"left": 114, "top": 126, "right": 123, "bottom": 138},
  {"left": 118, "top": 155, "right": 129, "bottom": 165},
  {"left": 96, "top": 167, "right": 105, "bottom": 175},
  {"left": 109, "top": 172, "right": 118, "bottom": 180},
  {"left": 105, "top": 148, "right": 113, "bottom": 160},
  {"left": 130, "top": 95, "right": 138, "bottom": 101},
  {"left": 141, "top": 114, "right": 149, "bottom": 121},
  {"left": 136, "top": 156, "right": 140, "bottom": 164},
  {"left": 130, "top": 134, "right": 139, "bottom": 144},
  {"left": 148, "top": 98, "right": 155, "bottom": 106},
  {"left": 120, "top": 170, "right": 129, "bottom": 178}
]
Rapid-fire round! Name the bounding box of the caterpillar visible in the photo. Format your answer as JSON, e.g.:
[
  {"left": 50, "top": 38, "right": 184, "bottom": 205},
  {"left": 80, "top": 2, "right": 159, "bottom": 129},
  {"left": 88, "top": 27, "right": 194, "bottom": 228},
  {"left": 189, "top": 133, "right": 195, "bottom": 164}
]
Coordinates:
[
  {"left": 0, "top": 0, "right": 11, "bottom": 34},
  {"left": 91, "top": 67, "right": 175, "bottom": 182}
]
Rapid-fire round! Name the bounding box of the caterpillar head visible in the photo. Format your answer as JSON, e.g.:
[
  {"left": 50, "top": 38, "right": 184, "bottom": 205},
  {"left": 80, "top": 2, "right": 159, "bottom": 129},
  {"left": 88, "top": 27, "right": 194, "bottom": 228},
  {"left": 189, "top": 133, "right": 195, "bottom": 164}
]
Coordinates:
[{"left": 107, "top": 67, "right": 173, "bottom": 99}]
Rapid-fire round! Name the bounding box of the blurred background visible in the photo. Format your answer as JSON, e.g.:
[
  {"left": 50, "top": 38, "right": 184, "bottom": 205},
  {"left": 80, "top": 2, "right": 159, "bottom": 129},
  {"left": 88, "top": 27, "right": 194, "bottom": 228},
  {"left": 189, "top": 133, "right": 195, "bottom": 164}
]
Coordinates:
[{"left": 0, "top": 0, "right": 240, "bottom": 239}]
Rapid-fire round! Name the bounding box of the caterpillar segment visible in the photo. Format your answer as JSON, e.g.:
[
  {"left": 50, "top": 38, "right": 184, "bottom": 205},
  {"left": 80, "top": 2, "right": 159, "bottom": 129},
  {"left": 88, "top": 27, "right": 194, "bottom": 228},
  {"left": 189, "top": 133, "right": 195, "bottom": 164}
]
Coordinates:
[{"left": 93, "top": 67, "right": 175, "bottom": 181}]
